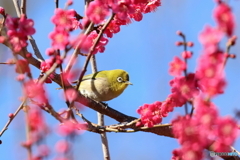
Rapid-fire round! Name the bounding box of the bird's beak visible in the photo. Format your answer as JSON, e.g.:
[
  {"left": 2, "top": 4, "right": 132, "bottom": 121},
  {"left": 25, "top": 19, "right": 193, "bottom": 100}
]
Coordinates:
[{"left": 125, "top": 81, "right": 133, "bottom": 85}]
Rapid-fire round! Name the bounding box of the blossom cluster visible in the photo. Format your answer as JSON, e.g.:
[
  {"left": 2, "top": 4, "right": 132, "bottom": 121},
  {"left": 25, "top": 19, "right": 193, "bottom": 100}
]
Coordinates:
[
  {"left": 137, "top": 73, "right": 199, "bottom": 127},
  {"left": 136, "top": 0, "right": 236, "bottom": 126},
  {"left": 23, "top": 80, "right": 49, "bottom": 104},
  {"left": 5, "top": 14, "right": 35, "bottom": 52},
  {"left": 137, "top": 1, "right": 238, "bottom": 159},
  {"left": 171, "top": 96, "right": 238, "bottom": 160},
  {"left": 48, "top": 0, "right": 161, "bottom": 55},
  {"left": 136, "top": 101, "right": 162, "bottom": 127}
]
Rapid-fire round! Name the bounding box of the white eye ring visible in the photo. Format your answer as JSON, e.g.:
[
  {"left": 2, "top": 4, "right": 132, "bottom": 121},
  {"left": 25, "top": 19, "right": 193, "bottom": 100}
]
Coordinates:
[{"left": 117, "top": 77, "right": 123, "bottom": 83}]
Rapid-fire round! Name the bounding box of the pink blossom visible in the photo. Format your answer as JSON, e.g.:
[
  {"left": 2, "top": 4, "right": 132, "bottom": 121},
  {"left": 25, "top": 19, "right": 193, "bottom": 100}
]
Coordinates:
[
  {"left": 8, "top": 113, "right": 14, "bottom": 118},
  {"left": 112, "top": 0, "right": 135, "bottom": 20},
  {"left": 71, "top": 34, "right": 91, "bottom": 53},
  {"left": 198, "top": 25, "right": 223, "bottom": 54},
  {"left": 5, "top": 15, "right": 35, "bottom": 52},
  {"left": 194, "top": 96, "right": 218, "bottom": 133},
  {"left": 143, "top": 0, "right": 161, "bottom": 13},
  {"left": 23, "top": 80, "right": 48, "bottom": 104},
  {"left": 180, "top": 144, "right": 204, "bottom": 160},
  {"left": 57, "top": 120, "right": 86, "bottom": 136},
  {"left": 18, "top": 15, "right": 36, "bottom": 35},
  {"left": 49, "top": 29, "right": 69, "bottom": 50},
  {"left": 28, "top": 107, "right": 48, "bottom": 133},
  {"left": 137, "top": 101, "right": 162, "bottom": 127},
  {"left": 86, "top": 0, "right": 109, "bottom": 24},
  {"left": 104, "top": 19, "right": 121, "bottom": 38},
  {"left": 172, "top": 115, "right": 206, "bottom": 160},
  {"left": 6, "top": 15, "right": 35, "bottom": 36},
  {"left": 196, "top": 52, "right": 226, "bottom": 97},
  {"left": 15, "top": 59, "right": 30, "bottom": 74},
  {"left": 70, "top": 18, "right": 81, "bottom": 31},
  {"left": 71, "top": 31, "right": 108, "bottom": 54},
  {"left": 213, "top": 1, "right": 235, "bottom": 37},
  {"left": 52, "top": 8, "right": 76, "bottom": 30},
  {"left": 64, "top": 88, "right": 78, "bottom": 102},
  {"left": 7, "top": 31, "right": 28, "bottom": 52},
  {"left": 172, "top": 94, "right": 239, "bottom": 159},
  {"left": 170, "top": 73, "right": 199, "bottom": 101},
  {"left": 16, "top": 74, "right": 25, "bottom": 81},
  {"left": 0, "top": 36, "right": 5, "bottom": 43},
  {"left": 0, "top": 7, "right": 5, "bottom": 15},
  {"left": 181, "top": 51, "right": 192, "bottom": 59},
  {"left": 45, "top": 48, "right": 56, "bottom": 56},
  {"left": 40, "top": 58, "right": 54, "bottom": 73},
  {"left": 161, "top": 92, "right": 189, "bottom": 117},
  {"left": 215, "top": 117, "right": 238, "bottom": 146},
  {"left": 37, "top": 145, "right": 50, "bottom": 157},
  {"left": 55, "top": 140, "right": 70, "bottom": 153},
  {"left": 44, "top": 77, "right": 53, "bottom": 84},
  {"left": 169, "top": 56, "right": 186, "bottom": 76},
  {"left": 172, "top": 149, "right": 183, "bottom": 160},
  {"left": 199, "top": 76, "right": 226, "bottom": 97},
  {"left": 128, "top": 6, "right": 143, "bottom": 21},
  {"left": 187, "top": 42, "right": 194, "bottom": 47},
  {"left": 66, "top": 0, "right": 73, "bottom": 6},
  {"left": 62, "top": 69, "right": 80, "bottom": 83}
]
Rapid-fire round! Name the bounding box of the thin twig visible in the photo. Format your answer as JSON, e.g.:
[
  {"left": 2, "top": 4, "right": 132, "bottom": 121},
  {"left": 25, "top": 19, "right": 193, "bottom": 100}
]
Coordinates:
[
  {"left": 20, "top": 0, "right": 26, "bottom": 15},
  {"left": 38, "top": 63, "right": 58, "bottom": 84},
  {"left": 178, "top": 32, "right": 189, "bottom": 115},
  {"left": 28, "top": 36, "right": 45, "bottom": 62},
  {"left": 222, "top": 36, "right": 236, "bottom": 70},
  {"left": 55, "top": 0, "right": 59, "bottom": 8},
  {"left": 64, "top": 22, "right": 94, "bottom": 73},
  {"left": 0, "top": 62, "right": 14, "bottom": 64},
  {"left": 182, "top": 34, "right": 189, "bottom": 115},
  {"left": 230, "top": 146, "right": 240, "bottom": 155},
  {"left": 12, "top": 0, "right": 21, "bottom": 17},
  {"left": 105, "top": 123, "right": 172, "bottom": 133},
  {"left": 30, "top": 99, "right": 65, "bottom": 122},
  {"left": 25, "top": 104, "right": 32, "bottom": 160},
  {"left": 0, "top": 98, "right": 27, "bottom": 137},
  {"left": 90, "top": 54, "right": 111, "bottom": 160}
]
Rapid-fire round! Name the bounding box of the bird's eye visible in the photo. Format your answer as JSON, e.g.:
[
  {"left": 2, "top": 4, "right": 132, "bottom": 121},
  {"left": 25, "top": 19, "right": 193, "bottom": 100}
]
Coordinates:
[{"left": 117, "top": 77, "right": 123, "bottom": 83}]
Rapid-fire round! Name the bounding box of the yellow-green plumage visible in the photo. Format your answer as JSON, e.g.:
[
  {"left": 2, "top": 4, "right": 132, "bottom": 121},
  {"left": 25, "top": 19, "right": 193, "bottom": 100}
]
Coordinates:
[{"left": 78, "top": 69, "right": 132, "bottom": 101}]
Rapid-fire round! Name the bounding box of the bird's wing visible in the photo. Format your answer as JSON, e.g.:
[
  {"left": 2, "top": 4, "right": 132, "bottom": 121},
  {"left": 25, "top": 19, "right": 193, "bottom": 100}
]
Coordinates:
[
  {"left": 82, "top": 71, "right": 105, "bottom": 81},
  {"left": 71, "top": 71, "right": 106, "bottom": 84}
]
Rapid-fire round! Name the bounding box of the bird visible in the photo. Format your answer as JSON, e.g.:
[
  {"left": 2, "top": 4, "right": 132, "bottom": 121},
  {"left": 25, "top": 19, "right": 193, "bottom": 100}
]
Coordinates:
[{"left": 78, "top": 69, "right": 132, "bottom": 101}]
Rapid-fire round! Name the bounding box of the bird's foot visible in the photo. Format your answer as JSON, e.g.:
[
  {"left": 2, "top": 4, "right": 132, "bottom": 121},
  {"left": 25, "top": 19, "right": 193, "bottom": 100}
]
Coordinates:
[{"left": 96, "top": 101, "right": 108, "bottom": 109}]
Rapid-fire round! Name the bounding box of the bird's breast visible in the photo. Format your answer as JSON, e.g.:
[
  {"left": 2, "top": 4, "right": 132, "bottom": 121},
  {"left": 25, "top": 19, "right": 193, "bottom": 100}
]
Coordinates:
[{"left": 79, "top": 78, "right": 119, "bottom": 101}]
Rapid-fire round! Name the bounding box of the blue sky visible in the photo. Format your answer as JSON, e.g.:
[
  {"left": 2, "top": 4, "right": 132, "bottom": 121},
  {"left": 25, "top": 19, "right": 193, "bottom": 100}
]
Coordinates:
[{"left": 0, "top": 0, "right": 239, "bottom": 159}]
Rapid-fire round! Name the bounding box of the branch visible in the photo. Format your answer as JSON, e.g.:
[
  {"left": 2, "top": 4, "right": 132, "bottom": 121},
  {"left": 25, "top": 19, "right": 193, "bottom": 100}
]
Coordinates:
[
  {"left": 28, "top": 36, "right": 45, "bottom": 62},
  {"left": 30, "top": 99, "right": 65, "bottom": 123},
  {"left": 12, "top": 0, "right": 21, "bottom": 17},
  {"left": 20, "top": 0, "right": 26, "bottom": 15},
  {"left": 24, "top": 104, "right": 32, "bottom": 160},
  {"left": 0, "top": 98, "right": 27, "bottom": 137},
  {"left": 90, "top": 52, "right": 111, "bottom": 159},
  {"left": 55, "top": 0, "right": 59, "bottom": 8}
]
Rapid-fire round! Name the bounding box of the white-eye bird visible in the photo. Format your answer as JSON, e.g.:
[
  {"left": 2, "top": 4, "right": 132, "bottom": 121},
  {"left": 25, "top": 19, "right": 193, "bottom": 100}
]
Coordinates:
[{"left": 78, "top": 69, "right": 132, "bottom": 101}]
